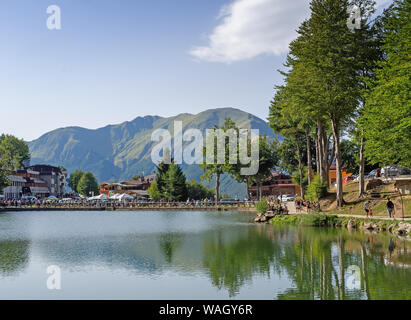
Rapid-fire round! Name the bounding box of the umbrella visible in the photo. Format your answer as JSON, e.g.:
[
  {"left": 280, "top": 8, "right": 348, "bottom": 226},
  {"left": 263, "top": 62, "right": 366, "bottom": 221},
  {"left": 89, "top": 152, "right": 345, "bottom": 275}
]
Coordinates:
[{"left": 47, "top": 196, "right": 58, "bottom": 199}]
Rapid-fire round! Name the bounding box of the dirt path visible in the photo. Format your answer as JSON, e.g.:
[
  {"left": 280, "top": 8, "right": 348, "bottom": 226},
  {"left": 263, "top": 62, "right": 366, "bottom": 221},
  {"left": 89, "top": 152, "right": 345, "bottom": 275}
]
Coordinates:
[{"left": 285, "top": 202, "right": 411, "bottom": 221}]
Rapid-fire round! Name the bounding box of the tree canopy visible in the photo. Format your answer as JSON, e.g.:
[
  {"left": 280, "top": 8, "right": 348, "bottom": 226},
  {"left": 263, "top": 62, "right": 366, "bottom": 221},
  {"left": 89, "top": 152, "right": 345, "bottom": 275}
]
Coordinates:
[
  {"left": 77, "top": 171, "right": 99, "bottom": 196},
  {"left": 362, "top": 0, "right": 411, "bottom": 168}
]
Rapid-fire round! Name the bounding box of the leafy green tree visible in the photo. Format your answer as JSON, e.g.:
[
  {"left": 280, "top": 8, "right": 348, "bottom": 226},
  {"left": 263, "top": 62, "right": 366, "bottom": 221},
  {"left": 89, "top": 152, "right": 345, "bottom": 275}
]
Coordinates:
[
  {"left": 186, "top": 180, "right": 215, "bottom": 200},
  {"left": 271, "top": 0, "right": 377, "bottom": 206},
  {"left": 362, "top": 0, "right": 411, "bottom": 168},
  {"left": 77, "top": 171, "right": 99, "bottom": 196},
  {"left": 147, "top": 181, "right": 162, "bottom": 201},
  {"left": 0, "top": 170, "right": 9, "bottom": 193},
  {"left": 249, "top": 136, "right": 279, "bottom": 200},
  {"left": 0, "top": 134, "right": 30, "bottom": 192},
  {"left": 155, "top": 160, "right": 171, "bottom": 196},
  {"left": 68, "top": 169, "right": 84, "bottom": 193},
  {"left": 340, "top": 139, "right": 360, "bottom": 175},
  {"left": 303, "top": 0, "right": 367, "bottom": 206},
  {"left": 0, "top": 134, "right": 30, "bottom": 171},
  {"left": 269, "top": 86, "right": 308, "bottom": 197},
  {"left": 306, "top": 174, "right": 328, "bottom": 201},
  {"left": 201, "top": 118, "right": 238, "bottom": 203},
  {"left": 292, "top": 166, "right": 309, "bottom": 191},
  {"left": 164, "top": 162, "right": 188, "bottom": 201}
]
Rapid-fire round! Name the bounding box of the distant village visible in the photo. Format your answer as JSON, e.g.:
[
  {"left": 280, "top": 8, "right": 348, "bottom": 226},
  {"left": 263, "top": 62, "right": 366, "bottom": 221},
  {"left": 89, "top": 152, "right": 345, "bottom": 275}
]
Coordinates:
[{"left": 1, "top": 161, "right": 345, "bottom": 201}]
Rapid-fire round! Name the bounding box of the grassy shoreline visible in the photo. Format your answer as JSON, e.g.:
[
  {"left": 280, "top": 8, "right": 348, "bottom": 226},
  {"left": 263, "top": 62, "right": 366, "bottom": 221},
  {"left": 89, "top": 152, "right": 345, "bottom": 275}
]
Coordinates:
[{"left": 270, "top": 213, "right": 411, "bottom": 238}]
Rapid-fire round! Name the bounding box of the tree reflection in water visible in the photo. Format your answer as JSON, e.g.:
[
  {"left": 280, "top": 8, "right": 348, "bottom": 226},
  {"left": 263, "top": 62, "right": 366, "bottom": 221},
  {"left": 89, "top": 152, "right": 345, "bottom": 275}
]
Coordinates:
[
  {"left": 201, "top": 224, "right": 411, "bottom": 300},
  {"left": 0, "top": 240, "right": 30, "bottom": 276}
]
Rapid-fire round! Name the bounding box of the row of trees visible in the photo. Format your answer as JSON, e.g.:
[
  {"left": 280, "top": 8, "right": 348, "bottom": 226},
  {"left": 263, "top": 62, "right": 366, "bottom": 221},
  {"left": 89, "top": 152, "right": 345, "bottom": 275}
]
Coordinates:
[
  {"left": 68, "top": 169, "right": 99, "bottom": 197},
  {"left": 148, "top": 161, "right": 215, "bottom": 201},
  {"left": 269, "top": 0, "right": 410, "bottom": 206}
]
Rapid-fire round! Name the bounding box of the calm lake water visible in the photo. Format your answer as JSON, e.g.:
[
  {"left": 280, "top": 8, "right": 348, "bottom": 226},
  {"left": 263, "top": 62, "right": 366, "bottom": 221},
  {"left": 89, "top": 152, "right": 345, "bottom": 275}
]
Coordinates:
[{"left": 0, "top": 210, "right": 410, "bottom": 300}]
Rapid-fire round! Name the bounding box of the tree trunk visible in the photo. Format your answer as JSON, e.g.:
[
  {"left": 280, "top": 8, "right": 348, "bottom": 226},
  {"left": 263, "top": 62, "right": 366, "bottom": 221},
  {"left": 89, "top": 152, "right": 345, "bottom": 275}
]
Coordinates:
[
  {"left": 215, "top": 173, "right": 220, "bottom": 204},
  {"left": 306, "top": 129, "right": 312, "bottom": 185},
  {"left": 359, "top": 135, "right": 365, "bottom": 198},
  {"left": 296, "top": 142, "right": 305, "bottom": 198},
  {"left": 245, "top": 177, "right": 250, "bottom": 201},
  {"left": 338, "top": 236, "right": 345, "bottom": 300},
  {"left": 317, "top": 120, "right": 325, "bottom": 182},
  {"left": 361, "top": 244, "right": 371, "bottom": 300},
  {"left": 258, "top": 180, "right": 263, "bottom": 200},
  {"left": 323, "top": 134, "right": 332, "bottom": 187},
  {"left": 315, "top": 131, "right": 320, "bottom": 175},
  {"left": 331, "top": 118, "right": 344, "bottom": 207},
  {"left": 317, "top": 120, "right": 330, "bottom": 186}
]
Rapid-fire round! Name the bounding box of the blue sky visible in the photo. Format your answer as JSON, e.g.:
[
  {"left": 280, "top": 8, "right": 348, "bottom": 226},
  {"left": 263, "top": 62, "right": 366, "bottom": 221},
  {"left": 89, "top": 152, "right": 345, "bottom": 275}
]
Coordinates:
[{"left": 0, "top": 0, "right": 392, "bottom": 141}]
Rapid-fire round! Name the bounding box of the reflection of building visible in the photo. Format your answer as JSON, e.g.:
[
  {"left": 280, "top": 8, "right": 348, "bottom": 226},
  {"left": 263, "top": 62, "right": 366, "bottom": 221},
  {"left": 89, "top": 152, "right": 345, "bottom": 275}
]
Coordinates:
[
  {"left": 249, "top": 172, "right": 301, "bottom": 200},
  {"left": 27, "top": 165, "right": 66, "bottom": 197},
  {"left": 2, "top": 169, "right": 50, "bottom": 199},
  {"left": 329, "top": 164, "right": 351, "bottom": 186},
  {"left": 99, "top": 174, "right": 155, "bottom": 199}
]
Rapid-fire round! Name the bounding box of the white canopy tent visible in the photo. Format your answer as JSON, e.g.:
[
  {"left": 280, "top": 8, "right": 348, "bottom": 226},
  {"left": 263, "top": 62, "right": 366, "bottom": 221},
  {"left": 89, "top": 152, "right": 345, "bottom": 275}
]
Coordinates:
[
  {"left": 88, "top": 194, "right": 108, "bottom": 201},
  {"left": 109, "top": 193, "right": 122, "bottom": 200},
  {"left": 117, "top": 193, "right": 134, "bottom": 201}
]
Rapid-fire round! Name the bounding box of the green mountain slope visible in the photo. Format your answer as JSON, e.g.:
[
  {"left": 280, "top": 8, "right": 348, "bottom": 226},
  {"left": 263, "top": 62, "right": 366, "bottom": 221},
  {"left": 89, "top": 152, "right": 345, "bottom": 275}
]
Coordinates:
[{"left": 28, "top": 108, "right": 278, "bottom": 198}]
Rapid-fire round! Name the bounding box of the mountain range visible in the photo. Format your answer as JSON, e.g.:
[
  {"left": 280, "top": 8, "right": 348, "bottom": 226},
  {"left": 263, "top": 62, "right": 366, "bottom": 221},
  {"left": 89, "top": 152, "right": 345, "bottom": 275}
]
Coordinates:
[{"left": 28, "top": 108, "right": 277, "bottom": 198}]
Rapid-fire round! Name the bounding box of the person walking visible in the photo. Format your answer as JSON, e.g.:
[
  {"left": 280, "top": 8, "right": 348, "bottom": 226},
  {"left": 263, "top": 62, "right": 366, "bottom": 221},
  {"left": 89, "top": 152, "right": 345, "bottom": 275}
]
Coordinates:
[
  {"left": 364, "top": 200, "right": 370, "bottom": 218},
  {"left": 386, "top": 198, "right": 395, "bottom": 218}
]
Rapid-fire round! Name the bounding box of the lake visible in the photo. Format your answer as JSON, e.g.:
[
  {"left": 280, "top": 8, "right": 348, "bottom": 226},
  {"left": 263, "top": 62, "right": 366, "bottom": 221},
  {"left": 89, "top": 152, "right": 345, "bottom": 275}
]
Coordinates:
[{"left": 0, "top": 210, "right": 410, "bottom": 300}]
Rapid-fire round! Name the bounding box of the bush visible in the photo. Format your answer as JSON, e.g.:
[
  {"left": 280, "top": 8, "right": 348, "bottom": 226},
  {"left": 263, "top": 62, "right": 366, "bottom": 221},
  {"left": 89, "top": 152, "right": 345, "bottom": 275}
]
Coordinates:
[
  {"left": 256, "top": 199, "right": 268, "bottom": 214},
  {"left": 305, "top": 174, "right": 328, "bottom": 201},
  {"left": 300, "top": 214, "right": 338, "bottom": 227}
]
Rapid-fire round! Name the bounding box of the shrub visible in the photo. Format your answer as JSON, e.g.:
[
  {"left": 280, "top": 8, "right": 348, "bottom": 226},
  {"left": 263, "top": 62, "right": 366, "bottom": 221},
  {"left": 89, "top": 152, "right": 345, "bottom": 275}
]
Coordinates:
[
  {"left": 301, "top": 214, "right": 338, "bottom": 227},
  {"left": 305, "top": 174, "right": 328, "bottom": 201},
  {"left": 256, "top": 199, "right": 268, "bottom": 214}
]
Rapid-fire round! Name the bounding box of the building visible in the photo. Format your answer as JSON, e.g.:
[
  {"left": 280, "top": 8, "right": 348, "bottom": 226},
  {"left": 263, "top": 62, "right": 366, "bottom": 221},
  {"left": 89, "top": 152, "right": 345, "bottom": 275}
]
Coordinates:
[
  {"left": 99, "top": 174, "right": 155, "bottom": 199},
  {"left": 328, "top": 164, "right": 351, "bottom": 186},
  {"left": 249, "top": 172, "right": 301, "bottom": 200},
  {"left": 27, "top": 165, "right": 67, "bottom": 197},
  {"left": 2, "top": 169, "right": 50, "bottom": 200}
]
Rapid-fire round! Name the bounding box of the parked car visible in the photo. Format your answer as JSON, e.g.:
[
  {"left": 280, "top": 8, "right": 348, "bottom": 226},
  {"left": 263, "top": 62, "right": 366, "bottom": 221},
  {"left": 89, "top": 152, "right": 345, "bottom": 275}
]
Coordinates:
[
  {"left": 366, "top": 168, "right": 381, "bottom": 179},
  {"left": 381, "top": 165, "right": 411, "bottom": 177},
  {"left": 285, "top": 195, "right": 295, "bottom": 201},
  {"left": 281, "top": 195, "right": 294, "bottom": 202}
]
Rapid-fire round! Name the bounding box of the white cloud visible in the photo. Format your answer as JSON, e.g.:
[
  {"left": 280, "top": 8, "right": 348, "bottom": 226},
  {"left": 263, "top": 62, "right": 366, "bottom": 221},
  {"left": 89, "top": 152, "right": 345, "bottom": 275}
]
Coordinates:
[{"left": 190, "top": 0, "right": 393, "bottom": 63}]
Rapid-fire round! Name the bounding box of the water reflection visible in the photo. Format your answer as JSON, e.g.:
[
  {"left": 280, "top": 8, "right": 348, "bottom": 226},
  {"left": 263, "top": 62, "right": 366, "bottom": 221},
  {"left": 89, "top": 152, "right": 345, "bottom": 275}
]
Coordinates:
[
  {"left": 274, "top": 227, "right": 411, "bottom": 300},
  {"left": 0, "top": 211, "right": 410, "bottom": 299},
  {"left": 0, "top": 240, "right": 30, "bottom": 276}
]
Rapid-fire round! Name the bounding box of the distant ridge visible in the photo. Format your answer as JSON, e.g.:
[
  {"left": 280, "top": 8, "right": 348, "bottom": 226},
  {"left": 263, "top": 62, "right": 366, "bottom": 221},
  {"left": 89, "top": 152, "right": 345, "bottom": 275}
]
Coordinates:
[{"left": 28, "top": 108, "right": 278, "bottom": 197}]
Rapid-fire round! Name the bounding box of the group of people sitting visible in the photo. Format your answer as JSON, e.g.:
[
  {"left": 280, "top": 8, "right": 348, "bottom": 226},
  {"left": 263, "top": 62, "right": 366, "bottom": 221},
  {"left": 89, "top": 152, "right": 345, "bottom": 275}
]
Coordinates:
[{"left": 266, "top": 197, "right": 289, "bottom": 215}]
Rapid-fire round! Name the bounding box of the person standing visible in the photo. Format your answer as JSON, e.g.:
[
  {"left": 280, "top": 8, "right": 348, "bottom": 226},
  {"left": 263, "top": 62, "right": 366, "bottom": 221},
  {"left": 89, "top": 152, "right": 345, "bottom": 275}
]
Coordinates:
[
  {"left": 364, "top": 200, "right": 370, "bottom": 217},
  {"left": 386, "top": 198, "right": 395, "bottom": 218}
]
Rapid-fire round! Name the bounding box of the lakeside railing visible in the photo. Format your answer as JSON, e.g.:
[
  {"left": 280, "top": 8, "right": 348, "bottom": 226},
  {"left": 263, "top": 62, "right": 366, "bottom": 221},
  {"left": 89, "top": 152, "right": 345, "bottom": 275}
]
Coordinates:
[{"left": 0, "top": 200, "right": 257, "bottom": 210}]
